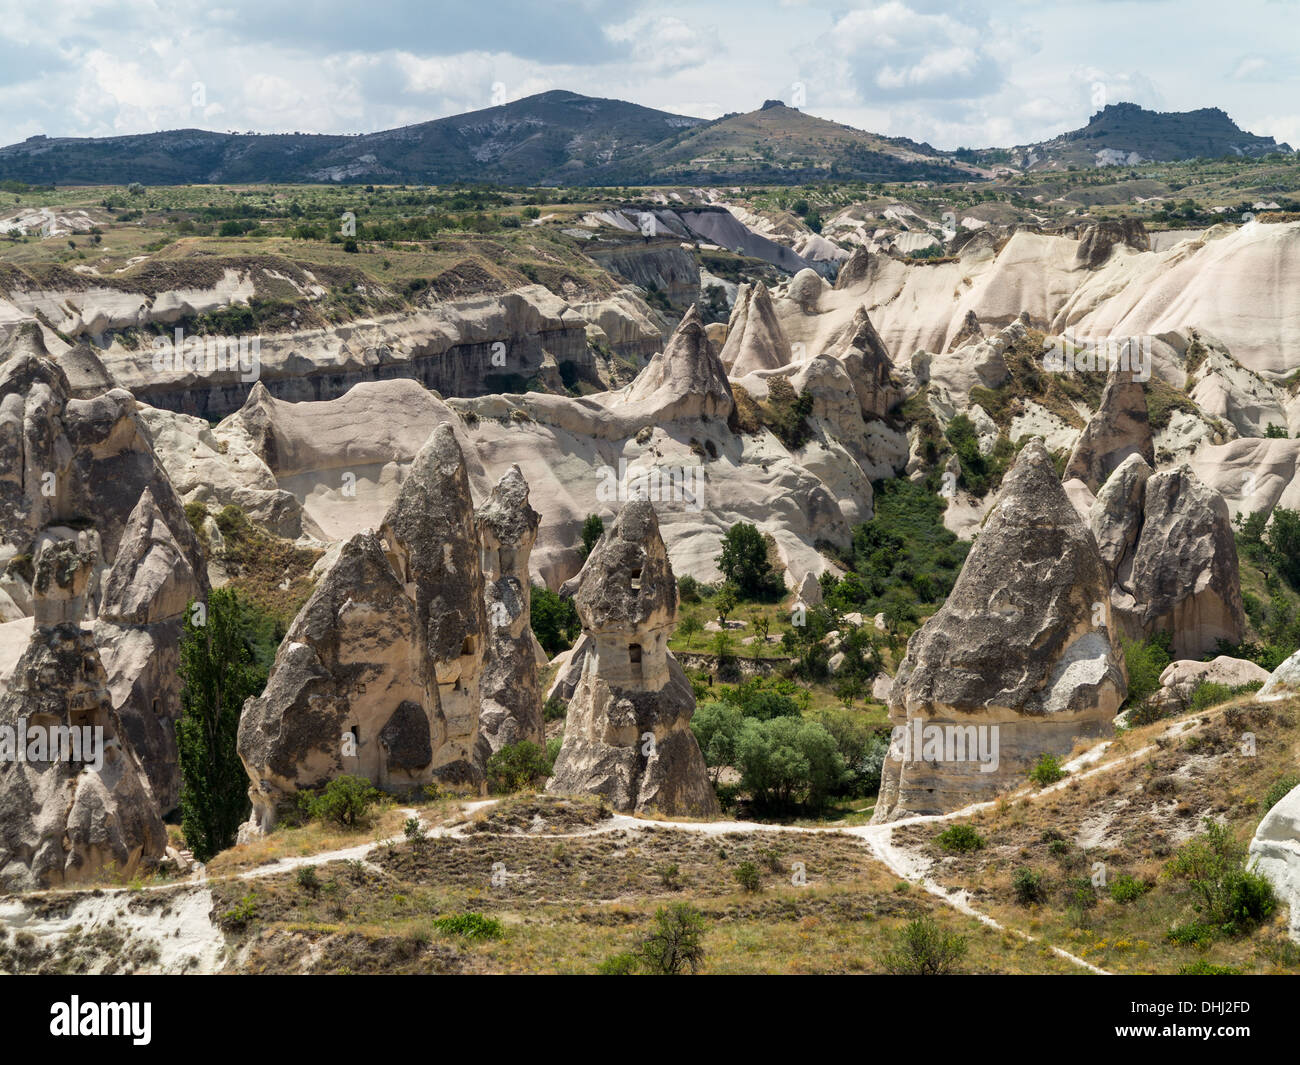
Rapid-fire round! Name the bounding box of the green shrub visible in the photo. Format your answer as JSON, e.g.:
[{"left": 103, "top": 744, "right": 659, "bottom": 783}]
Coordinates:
[
  {"left": 302, "top": 775, "right": 381, "bottom": 827},
  {"left": 1263, "top": 774, "right": 1299, "bottom": 812},
  {"left": 403, "top": 817, "right": 425, "bottom": 844},
  {"left": 734, "top": 861, "right": 761, "bottom": 893},
  {"left": 1166, "top": 818, "right": 1277, "bottom": 935},
  {"left": 1121, "top": 632, "right": 1173, "bottom": 719},
  {"left": 1028, "top": 753, "right": 1066, "bottom": 787},
  {"left": 1179, "top": 960, "right": 1242, "bottom": 975},
  {"left": 1013, "top": 867, "right": 1047, "bottom": 906},
  {"left": 1108, "top": 874, "right": 1149, "bottom": 904},
  {"left": 431, "top": 913, "right": 502, "bottom": 940},
  {"left": 936, "top": 824, "right": 985, "bottom": 853},
  {"left": 542, "top": 696, "right": 567, "bottom": 722},
  {"left": 486, "top": 740, "right": 552, "bottom": 793},
  {"left": 295, "top": 866, "right": 320, "bottom": 892},
  {"left": 881, "top": 916, "right": 968, "bottom": 975},
  {"left": 596, "top": 951, "right": 641, "bottom": 975},
  {"left": 636, "top": 903, "right": 707, "bottom": 975}
]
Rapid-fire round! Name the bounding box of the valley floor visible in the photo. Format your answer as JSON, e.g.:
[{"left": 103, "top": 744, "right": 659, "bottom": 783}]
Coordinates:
[{"left": 3, "top": 690, "right": 1296, "bottom": 975}]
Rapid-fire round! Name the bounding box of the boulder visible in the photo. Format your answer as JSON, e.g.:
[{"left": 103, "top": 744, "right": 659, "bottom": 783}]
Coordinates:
[
  {"left": 1248, "top": 783, "right": 1300, "bottom": 942},
  {"left": 380, "top": 423, "right": 488, "bottom": 783},
  {"left": 0, "top": 541, "right": 166, "bottom": 890},
  {"left": 1063, "top": 365, "right": 1153, "bottom": 493},
  {"left": 1154, "top": 655, "right": 1270, "bottom": 711},
  {"left": 546, "top": 499, "right": 719, "bottom": 817},
  {"left": 475, "top": 466, "right": 545, "bottom": 764},
  {"left": 237, "top": 533, "right": 442, "bottom": 835},
  {"left": 874, "top": 440, "right": 1126, "bottom": 821},
  {"left": 1259, "top": 648, "right": 1300, "bottom": 701}
]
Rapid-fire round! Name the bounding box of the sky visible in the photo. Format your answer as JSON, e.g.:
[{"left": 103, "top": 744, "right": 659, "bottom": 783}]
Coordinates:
[{"left": 0, "top": 0, "right": 1297, "bottom": 151}]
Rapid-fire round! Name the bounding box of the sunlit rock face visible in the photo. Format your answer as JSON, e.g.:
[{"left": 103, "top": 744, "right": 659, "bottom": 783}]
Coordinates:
[
  {"left": 875, "top": 440, "right": 1127, "bottom": 821},
  {"left": 381, "top": 423, "right": 488, "bottom": 783}
]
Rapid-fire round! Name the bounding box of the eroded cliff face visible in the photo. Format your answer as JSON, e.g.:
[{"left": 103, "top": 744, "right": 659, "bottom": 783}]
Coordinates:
[
  {"left": 237, "top": 532, "right": 442, "bottom": 835},
  {"left": 474, "top": 466, "right": 545, "bottom": 765},
  {"left": 0, "top": 541, "right": 166, "bottom": 890},
  {"left": 875, "top": 440, "right": 1127, "bottom": 821},
  {"left": 380, "top": 423, "right": 488, "bottom": 784}
]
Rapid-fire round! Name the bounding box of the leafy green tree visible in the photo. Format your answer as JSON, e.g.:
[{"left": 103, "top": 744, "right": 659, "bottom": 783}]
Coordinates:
[
  {"left": 579, "top": 514, "right": 605, "bottom": 560},
  {"left": 716, "top": 523, "right": 773, "bottom": 597},
  {"left": 690, "top": 701, "right": 745, "bottom": 781},
  {"left": 178, "top": 588, "right": 266, "bottom": 861},
  {"left": 735, "top": 716, "right": 846, "bottom": 811},
  {"left": 530, "top": 584, "right": 581, "bottom": 655},
  {"left": 636, "top": 903, "right": 707, "bottom": 974},
  {"left": 486, "top": 740, "right": 552, "bottom": 793},
  {"left": 677, "top": 612, "right": 703, "bottom": 648},
  {"left": 713, "top": 583, "right": 738, "bottom": 625},
  {"left": 1265, "top": 507, "right": 1300, "bottom": 588}
]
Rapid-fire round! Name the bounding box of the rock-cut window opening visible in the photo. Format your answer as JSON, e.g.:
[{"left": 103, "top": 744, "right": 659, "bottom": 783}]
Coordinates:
[{"left": 630, "top": 567, "right": 642, "bottom": 591}]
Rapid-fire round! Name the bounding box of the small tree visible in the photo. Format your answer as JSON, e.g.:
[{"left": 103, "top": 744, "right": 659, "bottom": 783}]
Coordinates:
[
  {"left": 579, "top": 514, "right": 605, "bottom": 560},
  {"left": 717, "top": 523, "right": 773, "bottom": 597},
  {"left": 677, "top": 613, "right": 703, "bottom": 648},
  {"left": 714, "top": 583, "right": 738, "bottom": 625},
  {"left": 178, "top": 589, "right": 264, "bottom": 862},
  {"left": 636, "top": 903, "right": 707, "bottom": 975}
]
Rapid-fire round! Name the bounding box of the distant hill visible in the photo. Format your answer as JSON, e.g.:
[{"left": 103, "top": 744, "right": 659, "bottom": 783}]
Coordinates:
[
  {"left": 598, "top": 101, "right": 979, "bottom": 184},
  {"left": 0, "top": 95, "right": 1291, "bottom": 187},
  {"left": 970, "top": 103, "right": 1293, "bottom": 171},
  {"left": 0, "top": 91, "right": 705, "bottom": 187},
  {"left": 0, "top": 92, "right": 975, "bottom": 187}
]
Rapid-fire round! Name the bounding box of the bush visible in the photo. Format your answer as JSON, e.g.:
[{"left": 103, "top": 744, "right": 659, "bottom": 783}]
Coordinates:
[
  {"left": 596, "top": 951, "right": 641, "bottom": 975},
  {"left": 486, "top": 740, "right": 552, "bottom": 793},
  {"left": 1179, "top": 960, "right": 1243, "bottom": 975},
  {"left": 1166, "top": 818, "right": 1277, "bottom": 935},
  {"left": 303, "top": 775, "right": 380, "bottom": 827},
  {"left": 431, "top": 913, "right": 502, "bottom": 940},
  {"left": 881, "top": 916, "right": 967, "bottom": 975},
  {"left": 1108, "top": 874, "right": 1149, "bottom": 904},
  {"left": 1028, "top": 753, "right": 1066, "bottom": 787},
  {"left": 295, "top": 866, "right": 320, "bottom": 892},
  {"left": 1121, "top": 632, "right": 1173, "bottom": 718},
  {"left": 543, "top": 696, "right": 567, "bottom": 722},
  {"left": 761, "top": 376, "right": 815, "bottom": 452},
  {"left": 1264, "top": 774, "right": 1300, "bottom": 812},
  {"left": 403, "top": 817, "right": 425, "bottom": 844},
  {"left": 734, "top": 861, "right": 761, "bottom": 893},
  {"left": 636, "top": 903, "right": 707, "bottom": 975},
  {"left": 1013, "top": 867, "right": 1048, "bottom": 906},
  {"left": 936, "top": 824, "right": 985, "bottom": 853}
]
